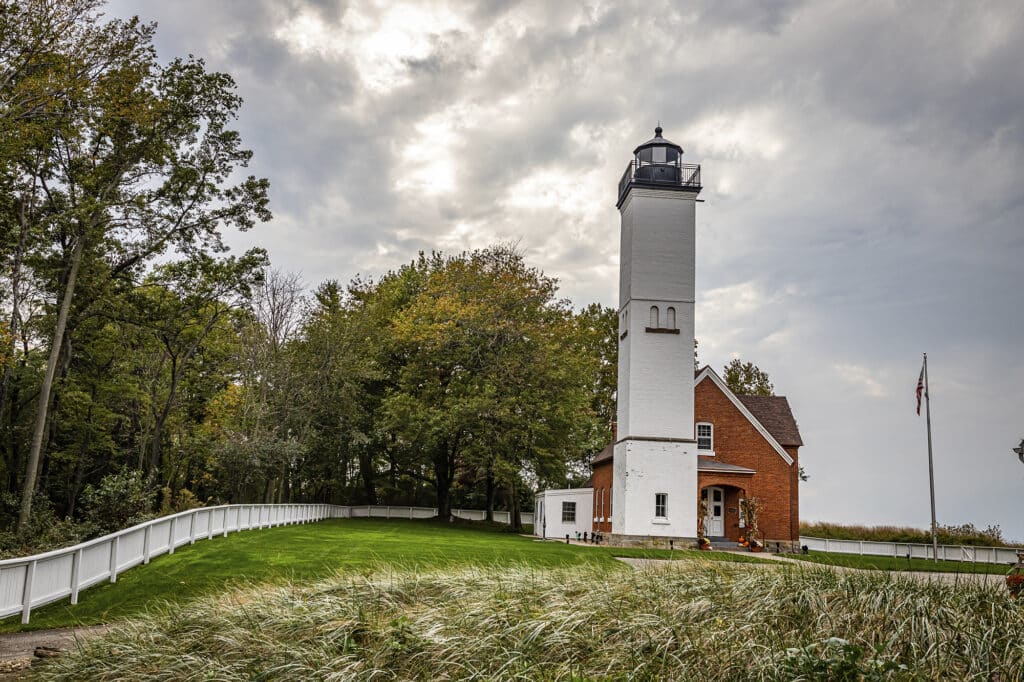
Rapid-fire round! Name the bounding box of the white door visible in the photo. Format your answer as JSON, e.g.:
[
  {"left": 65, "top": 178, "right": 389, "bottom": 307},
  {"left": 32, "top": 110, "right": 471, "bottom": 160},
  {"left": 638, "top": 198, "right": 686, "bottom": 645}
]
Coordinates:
[{"left": 703, "top": 487, "right": 725, "bottom": 537}]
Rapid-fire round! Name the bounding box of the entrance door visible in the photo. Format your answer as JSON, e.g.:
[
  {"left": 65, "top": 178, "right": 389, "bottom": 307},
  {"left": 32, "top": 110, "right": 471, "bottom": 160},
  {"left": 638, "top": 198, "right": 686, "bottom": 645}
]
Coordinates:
[{"left": 703, "top": 487, "right": 725, "bottom": 537}]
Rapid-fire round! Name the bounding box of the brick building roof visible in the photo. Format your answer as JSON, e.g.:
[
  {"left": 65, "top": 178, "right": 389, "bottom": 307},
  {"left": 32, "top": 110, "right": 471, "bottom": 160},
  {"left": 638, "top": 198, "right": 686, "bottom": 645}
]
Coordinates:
[{"left": 735, "top": 395, "right": 803, "bottom": 447}]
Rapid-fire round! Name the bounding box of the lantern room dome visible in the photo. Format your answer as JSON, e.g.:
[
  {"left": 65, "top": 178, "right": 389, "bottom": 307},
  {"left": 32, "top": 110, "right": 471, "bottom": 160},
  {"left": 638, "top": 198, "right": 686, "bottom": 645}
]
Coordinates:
[{"left": 632, "top": 126, "right": 683, "bottom": 156}]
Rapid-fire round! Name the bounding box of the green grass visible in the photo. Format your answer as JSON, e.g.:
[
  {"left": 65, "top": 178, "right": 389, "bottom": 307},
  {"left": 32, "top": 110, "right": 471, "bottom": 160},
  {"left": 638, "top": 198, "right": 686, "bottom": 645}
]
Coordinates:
[
  {"left": 29, "top": 562, "right": 1024, "bottom": 680},
  {"left": 4, "top": 518, "right": 770, "bottom": 632},
  {"left": 790, "top": 549, "right": 1014, "bottom": 574}
]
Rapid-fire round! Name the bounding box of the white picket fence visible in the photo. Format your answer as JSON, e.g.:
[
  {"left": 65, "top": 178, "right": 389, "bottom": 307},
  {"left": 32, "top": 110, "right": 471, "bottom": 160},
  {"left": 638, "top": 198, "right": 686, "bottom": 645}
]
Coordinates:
[
  {"left": 342, "top": 505, "right": 534, "bottom": 526},
  {"left": 0, "top": 503, "right": 534, "bottom": 624},
  {"left": 800, "top": 536, "right": 1023, "bottom": 565}
]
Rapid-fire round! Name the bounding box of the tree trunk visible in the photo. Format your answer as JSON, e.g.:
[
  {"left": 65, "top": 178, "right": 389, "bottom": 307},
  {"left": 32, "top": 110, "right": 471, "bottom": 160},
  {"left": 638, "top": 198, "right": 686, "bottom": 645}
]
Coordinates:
[
  {"left": 484, "top": 462, "right": 495, "bottom": 522},
  {"left": 18, "top": 233, "right": 85, "bottom": 531},
  {"left": 510, "top": 480, "right": 522, "bottom": 533},
  {"left": 358, "top": 447, "right": 377, "bottom": 504},
  {"left": 0, "top": 195, "right": 30, "bottom": 480},
  {"left": 433, "top": 439, "right": 456, "bottom": 519}
]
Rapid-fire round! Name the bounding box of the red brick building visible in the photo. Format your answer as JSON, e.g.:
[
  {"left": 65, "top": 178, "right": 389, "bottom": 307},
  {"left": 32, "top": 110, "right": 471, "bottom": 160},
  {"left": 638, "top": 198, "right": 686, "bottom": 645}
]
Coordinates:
[{"left": 591, "top": 366, "right": 803, "bottom": 544}]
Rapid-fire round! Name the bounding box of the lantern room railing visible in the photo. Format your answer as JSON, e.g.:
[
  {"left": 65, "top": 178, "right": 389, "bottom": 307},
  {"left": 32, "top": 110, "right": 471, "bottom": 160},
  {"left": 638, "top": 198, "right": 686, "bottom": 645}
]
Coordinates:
[{"left": 617, "top": 160, "right": 701, "bottom": 206}]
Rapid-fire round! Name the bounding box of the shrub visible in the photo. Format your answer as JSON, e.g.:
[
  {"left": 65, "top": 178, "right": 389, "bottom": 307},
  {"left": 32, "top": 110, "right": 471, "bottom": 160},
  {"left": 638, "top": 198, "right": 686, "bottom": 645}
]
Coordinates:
[
  {"left": 79, "top": 469, "right": 155, "bottom": 535},
  {"left": 800, "top": 521, "right": 1009, "bottom": 547}
]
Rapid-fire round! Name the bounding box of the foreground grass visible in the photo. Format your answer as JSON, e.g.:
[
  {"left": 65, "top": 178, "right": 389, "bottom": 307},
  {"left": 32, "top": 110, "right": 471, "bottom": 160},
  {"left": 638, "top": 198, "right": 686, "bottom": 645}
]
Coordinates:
[
  {"left": 791, "top": 550, "right": 1014, "bottom": 575},
  {"left": 29, "top": 562, "right": 1024, "bottom": 680},
  {"left": 3, "top": 518, "right": 767, "bottom": 631}
]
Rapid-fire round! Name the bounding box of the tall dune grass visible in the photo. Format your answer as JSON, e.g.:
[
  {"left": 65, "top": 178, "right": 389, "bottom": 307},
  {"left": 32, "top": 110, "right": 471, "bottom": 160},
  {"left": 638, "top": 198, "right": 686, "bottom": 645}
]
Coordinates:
[
  {"left": 801, "top": 521, "right": 1010, "bottom": 547},
  {"left": 31, "top": 561, "right": 1024, "bottom": 680}
]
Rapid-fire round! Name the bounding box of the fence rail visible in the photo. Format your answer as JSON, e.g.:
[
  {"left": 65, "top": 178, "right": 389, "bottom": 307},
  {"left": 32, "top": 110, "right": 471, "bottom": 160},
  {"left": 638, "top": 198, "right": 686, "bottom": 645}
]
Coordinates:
[
  {"left": 1, "top": 504, "right": 534, "bottom": 624},
  {"left": 800, "top": 536, "right": 1023, "bottom": 565}
]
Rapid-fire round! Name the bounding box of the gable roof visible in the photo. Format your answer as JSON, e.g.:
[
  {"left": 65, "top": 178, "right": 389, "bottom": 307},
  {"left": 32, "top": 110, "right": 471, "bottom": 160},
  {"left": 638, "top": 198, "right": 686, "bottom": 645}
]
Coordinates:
[
  {"left": 736, "top": 395, "right": 803, "bottom": 447},
  {"left": 694, "top": 366, "right": 796, "bottom": 466}
]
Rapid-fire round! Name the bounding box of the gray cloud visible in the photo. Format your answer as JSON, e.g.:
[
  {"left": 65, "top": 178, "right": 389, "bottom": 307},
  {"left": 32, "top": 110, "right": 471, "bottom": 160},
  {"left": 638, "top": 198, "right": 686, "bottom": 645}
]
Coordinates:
[{"left": 111, "top": 0, "right": 1024, "bottom": 540}]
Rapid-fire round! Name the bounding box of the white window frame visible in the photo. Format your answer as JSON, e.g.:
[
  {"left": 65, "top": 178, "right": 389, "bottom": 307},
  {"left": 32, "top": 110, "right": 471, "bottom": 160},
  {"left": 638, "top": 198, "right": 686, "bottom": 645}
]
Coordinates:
[
  {"left": 654, "top": 493, "right": 667, "bottom": 519},
  {"left": 696, "top": 422, "right": 714, "bottom": 454},
  {"left": 666, "top": 306, "right": 676, "bottom": 329},
  {"left": 649, "top": 305, "right": 659, "bottom": 328},
  {"left": 561, "top": 501, "right": 576, "bottom": 523}
]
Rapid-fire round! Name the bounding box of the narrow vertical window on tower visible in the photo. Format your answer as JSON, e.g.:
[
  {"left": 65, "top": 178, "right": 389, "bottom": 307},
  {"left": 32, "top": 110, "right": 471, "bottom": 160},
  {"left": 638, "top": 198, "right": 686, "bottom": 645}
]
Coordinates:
[
  {"left": 654, "top": 493, "right": 667, "bottom": 518},
  {"left": 667, "top": 307, "right": 676, "bottom": 329},
  {"left": 650, "top": 306, "right": 659, "bottom": 328}
]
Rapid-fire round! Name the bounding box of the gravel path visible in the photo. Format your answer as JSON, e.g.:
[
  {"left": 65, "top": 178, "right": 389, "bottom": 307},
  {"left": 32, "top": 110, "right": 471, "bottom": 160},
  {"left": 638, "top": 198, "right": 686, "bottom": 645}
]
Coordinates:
[{"left": 0, "top": 625, "right": 110, "bottom": 677}]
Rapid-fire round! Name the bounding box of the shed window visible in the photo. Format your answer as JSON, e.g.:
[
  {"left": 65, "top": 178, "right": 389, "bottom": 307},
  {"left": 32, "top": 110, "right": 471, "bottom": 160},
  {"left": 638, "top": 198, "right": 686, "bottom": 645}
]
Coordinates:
[
  {"left": 697, "top": 423, "right": 713, "bottom": 451},
  {"left": 561, "top": 501, "right": 576, "bottom": 523},
  {"left": 654, "top": 493, "right": 667, "bottom": 518}
]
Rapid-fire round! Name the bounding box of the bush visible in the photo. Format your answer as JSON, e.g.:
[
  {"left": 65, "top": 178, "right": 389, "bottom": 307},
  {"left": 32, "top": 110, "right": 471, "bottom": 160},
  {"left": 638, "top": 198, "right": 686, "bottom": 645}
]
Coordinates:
[
  {"left": 79, "top": 469, "right": 155, "bottom": 535},
  {"left": 801, "top": 521, "right": 1008, "bottom": 547},
  {"left": 0, "top": 497, "right": 90, "bottom": 559}
]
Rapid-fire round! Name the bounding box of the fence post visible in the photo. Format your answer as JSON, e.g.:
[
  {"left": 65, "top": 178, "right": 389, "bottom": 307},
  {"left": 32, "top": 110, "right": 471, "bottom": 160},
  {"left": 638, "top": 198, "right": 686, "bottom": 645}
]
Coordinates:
[
  {"left": 21, "top": 560, "right": 36, "bottom": 624},
  {"left": 70, "top": 548, "right": 82, "bottom": 605},
  {"left": 143, "top": 525, "right": 152, "bottom": 565},
  {"left": 223, "top": 508, "right": 230, "bottom": 538},
  {"left": 859, "top": 540, "right": 863, "bottom": 555},
  {"left": 169, "top": 516, "right": 177, "bottom": 554},
  {"left": 189, "top": 511, "right": 197, "bottom": 544},
  {"left": 207, "top": 510, "right": 215, "bottom": 540},
  {"left": 109, "top": 536, "right": 119, "bottom": 583},
  {"left": 824, "top": 538, "right": 830, "bottom": 553}
]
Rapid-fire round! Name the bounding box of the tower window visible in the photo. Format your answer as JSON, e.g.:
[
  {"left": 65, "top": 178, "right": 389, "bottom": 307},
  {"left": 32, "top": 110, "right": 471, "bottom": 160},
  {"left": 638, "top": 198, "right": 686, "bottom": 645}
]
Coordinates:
[
  {"left": 562, "top": 501, "right": 576, "bottom": 523},
  {"left": 666, "top": 307, "right": 676, "bottom": 329},
  {"left": 650, "top": 305, "right": 659, "bottom": 328},
  {"left": 697, "top": 423, "right": 713, "bottom": 451},
  {"left": 654, "top": 493, "right": 667, "bottom": 518}
]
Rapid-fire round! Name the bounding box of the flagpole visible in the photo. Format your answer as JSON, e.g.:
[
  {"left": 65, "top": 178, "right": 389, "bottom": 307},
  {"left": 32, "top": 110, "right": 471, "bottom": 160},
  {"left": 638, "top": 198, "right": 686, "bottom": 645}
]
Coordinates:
[{"left": 924, "top": 352, "right": 938, "bottom": 563}]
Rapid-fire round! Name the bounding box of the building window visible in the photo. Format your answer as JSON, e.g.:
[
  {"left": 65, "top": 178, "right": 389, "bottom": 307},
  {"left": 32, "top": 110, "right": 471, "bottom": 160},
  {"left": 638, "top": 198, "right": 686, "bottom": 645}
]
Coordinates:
[
  {"left": 666, "top": 307, "right": 676, "bottom": 329},
  {"left": 697, "top": 422, "right": 713, "bottom": 451},
  {"left": 562, "top": 501, "right": 576, "bottom": 523},
  {"left": 738, "top": 498, "right": 746, "bottom": 529},
  {"left": 654, "top": 493, "right": 667, "bottom": 518},
  {"left": 649, "top": 306, "right": 659, "bottom": 328}
]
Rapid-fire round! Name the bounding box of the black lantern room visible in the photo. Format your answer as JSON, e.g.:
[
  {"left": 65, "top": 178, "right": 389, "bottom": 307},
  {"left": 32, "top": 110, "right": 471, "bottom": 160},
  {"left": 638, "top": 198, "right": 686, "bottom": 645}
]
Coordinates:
[
  {"left": 632, "top": 126, "right": 684, "bottom": 183},
  {"left": 617, "top": 126, "right": 701, "bottom": 207}
]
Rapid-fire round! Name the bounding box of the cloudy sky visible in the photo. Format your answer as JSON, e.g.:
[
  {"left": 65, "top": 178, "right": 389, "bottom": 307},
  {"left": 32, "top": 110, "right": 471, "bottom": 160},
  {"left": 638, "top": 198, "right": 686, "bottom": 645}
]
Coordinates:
[{"left": 108, "top": 0, "right": 1024, "bottom": 540}]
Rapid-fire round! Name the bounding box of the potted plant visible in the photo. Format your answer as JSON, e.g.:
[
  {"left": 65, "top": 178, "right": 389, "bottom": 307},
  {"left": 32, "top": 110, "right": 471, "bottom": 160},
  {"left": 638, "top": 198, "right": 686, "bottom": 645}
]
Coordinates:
[
  {"left": 697, "top": 498, "right": 712, "bottom": 549},
  {"left": 745, "top": 497, "right": 764, "bottom": 552}
]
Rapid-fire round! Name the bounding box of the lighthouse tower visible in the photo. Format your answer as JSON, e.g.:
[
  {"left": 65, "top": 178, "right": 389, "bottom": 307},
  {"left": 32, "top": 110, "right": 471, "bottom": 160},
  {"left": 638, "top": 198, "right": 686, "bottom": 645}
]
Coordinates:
[{"left": 611, "top": 127, "right": 702, "bottom": 541}]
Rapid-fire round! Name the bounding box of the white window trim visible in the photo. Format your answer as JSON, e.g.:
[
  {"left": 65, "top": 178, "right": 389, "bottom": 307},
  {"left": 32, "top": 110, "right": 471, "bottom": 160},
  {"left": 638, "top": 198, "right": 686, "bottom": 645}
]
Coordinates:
[
  {"left": 696, "top": 421, "right": 714, "bottom": 455},
  {"left": 654, "top": 492, "right": 668, "bottom": 519}
]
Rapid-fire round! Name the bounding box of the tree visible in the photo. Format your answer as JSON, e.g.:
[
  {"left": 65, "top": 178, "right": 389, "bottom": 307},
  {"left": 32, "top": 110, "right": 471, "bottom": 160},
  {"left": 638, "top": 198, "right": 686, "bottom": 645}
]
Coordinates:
[
  {"left": 723, "top": 359, "right": 774, "bottom": 396},
  {"left": 3, "top": 2, "right": 270, "bottom": 529},
  {"left": 380, "top": 247, "right": 598, "bottom": 525}
]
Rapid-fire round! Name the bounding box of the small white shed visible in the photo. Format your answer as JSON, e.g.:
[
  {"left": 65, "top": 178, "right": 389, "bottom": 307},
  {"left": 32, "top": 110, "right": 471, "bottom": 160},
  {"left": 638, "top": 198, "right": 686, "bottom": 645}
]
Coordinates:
[{"left": 534, "top": 488, "right": 593, "bottom": 540}]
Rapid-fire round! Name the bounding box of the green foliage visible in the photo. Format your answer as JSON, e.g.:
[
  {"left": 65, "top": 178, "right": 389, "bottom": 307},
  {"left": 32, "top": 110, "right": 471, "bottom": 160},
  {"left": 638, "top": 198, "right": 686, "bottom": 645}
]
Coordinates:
[
  {"left": 800, "top": 521, "right": 1008, "bottom": 547},
  {"left": 79, "top": 469, "right": 154, "bottom": 535},
  {"left": 723, "top": 358, "right": 774, "bottom": 396}
]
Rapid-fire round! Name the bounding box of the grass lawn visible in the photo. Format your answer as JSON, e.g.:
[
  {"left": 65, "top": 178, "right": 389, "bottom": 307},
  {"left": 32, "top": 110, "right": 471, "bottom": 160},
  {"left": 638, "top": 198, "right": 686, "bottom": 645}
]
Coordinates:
[
  {"left": 789, "top": 549, "right": 1014, "bottom": 574},
  {"left": 2, "top": 518, "right": 770, "bottom": 631}
]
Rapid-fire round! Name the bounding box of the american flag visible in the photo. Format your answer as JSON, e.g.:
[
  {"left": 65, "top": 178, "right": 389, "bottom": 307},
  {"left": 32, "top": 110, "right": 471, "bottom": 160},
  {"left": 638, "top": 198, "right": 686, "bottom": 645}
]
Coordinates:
[{"left": 916, "top": 364, "right": 925, "bottom": 415}]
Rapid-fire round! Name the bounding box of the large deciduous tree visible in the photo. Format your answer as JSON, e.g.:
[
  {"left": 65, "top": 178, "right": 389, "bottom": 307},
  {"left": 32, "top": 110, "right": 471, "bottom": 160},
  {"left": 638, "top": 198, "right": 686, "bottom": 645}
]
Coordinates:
[{"left": 2, "top": 1, "right": 270, "bottom": 529}]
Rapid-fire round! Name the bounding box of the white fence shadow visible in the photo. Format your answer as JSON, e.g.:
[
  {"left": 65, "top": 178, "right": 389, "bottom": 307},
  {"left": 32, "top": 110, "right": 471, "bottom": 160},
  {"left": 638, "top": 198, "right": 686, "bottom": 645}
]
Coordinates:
[{"left": 1, "top": 504, "right": 533, "bottom": 624}]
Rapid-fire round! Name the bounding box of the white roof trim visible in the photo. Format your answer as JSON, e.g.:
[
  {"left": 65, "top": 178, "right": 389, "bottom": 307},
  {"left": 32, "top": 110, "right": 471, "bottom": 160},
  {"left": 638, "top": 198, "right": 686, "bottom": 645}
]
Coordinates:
[{"left": 694, "top": 367, "right": 795, "bottom": 466}]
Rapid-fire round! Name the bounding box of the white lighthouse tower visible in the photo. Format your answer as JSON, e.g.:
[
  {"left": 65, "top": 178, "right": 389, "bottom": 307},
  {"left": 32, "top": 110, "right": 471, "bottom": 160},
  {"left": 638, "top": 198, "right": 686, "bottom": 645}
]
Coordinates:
[{"left": 611, "top": 127, "right": 702, "bottom": 542}]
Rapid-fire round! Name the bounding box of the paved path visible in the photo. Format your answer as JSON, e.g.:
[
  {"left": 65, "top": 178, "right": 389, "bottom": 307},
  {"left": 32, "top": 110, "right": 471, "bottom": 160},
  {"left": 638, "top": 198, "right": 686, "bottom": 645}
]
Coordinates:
[
  {"left": 616, "top": 553, "right": 1008, "bottom": 587},
  {"left": 0, "top": 625, "right": 110, "bottom": 677}
]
